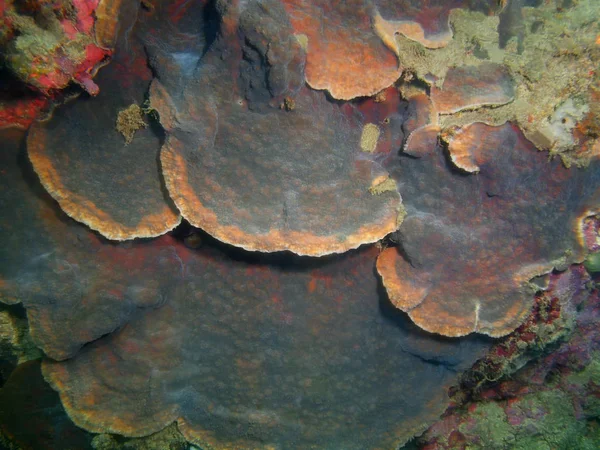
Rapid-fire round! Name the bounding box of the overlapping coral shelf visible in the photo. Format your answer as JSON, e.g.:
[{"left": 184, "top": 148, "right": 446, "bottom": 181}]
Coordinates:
[
  {"left": 1, "top": 0, "right": 600, "bottom": 448},
  {"left": 1, "top": 127, "right": 490, "bottom": 448},
  {"left": 378, "top": 122, "right": 600, "bottom": 337},
  {"left": 151, "top": 0, "right": 401, "bottom": 255},
  {"left": 26, "top": 8, "right": 181, "bottom": 241}
]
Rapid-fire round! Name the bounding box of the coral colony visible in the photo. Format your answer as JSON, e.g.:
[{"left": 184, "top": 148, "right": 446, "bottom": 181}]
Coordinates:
[{"left": 1, "top": 0, "right": 600, "bottom": 448}]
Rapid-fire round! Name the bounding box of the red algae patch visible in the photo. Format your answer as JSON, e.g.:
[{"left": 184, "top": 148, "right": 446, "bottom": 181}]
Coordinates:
[
  {"left": 1, "top": 0, "right": 112, "bottom": 95},
  {"left": 0, "top": 83, "right": 51, "bottom": 130}
]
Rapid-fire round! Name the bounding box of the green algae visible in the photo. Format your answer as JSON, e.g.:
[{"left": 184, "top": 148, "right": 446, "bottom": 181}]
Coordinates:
[
  {"left": 454, "top": 350, "right": 600, "bottom": 450},
  {"left": 584, "top": 252, "right": 600, "bottom": 273},
  {"left": 515, "top": 391, "right": 585, "bottom": 449},
  {"left": 567, "top": 353, "right": 600, "bottom": 418},
  {"left": 460, "top": 402, "right": 515, "bottom": 449},
  {"left": 460, "top": 390, "right": 600, "bottom": 450}
]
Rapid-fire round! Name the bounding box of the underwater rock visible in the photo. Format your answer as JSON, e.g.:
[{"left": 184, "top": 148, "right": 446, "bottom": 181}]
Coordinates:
[
  {"left": 0, "top": 304, "right": 42, "bottom": 385},
  {"left": 137, "top": 0, "right": 212, "bottom": 96},
  {"left": 91, "top": 424, "right": 188, "bottom": 450},
  {"left": 0, "top": 310, "right": 21, "bottom": 384},
  {"left": 378, "top": 122, "right": 600, "bottom": 337}
]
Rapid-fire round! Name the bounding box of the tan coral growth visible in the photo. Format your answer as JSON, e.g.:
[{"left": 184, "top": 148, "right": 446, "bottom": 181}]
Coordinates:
[
  {"left": 116, "top": 104, "right": 147, "bottom": 145},
  {"left": 393, "top": 1, "right": 600, "bottom": 167}
]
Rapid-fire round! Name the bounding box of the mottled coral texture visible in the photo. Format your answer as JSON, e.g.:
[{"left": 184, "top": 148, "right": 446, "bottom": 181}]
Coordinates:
[{"left": 1, "top": 0, "right": 600, "bottom": 449}]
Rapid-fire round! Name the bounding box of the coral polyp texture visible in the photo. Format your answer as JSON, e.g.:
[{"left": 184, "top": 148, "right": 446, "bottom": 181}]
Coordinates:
[{"left": 41, "top": 245, "right": 489, "bottom": 449}]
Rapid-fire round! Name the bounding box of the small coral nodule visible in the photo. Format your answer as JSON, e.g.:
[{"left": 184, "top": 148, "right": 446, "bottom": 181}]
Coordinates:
[
  {"left": 360, "top": 123, "right": 381, "bottom": 153},
  {"left": 116, "top": 104, "right": 147, "bottom": 145}
]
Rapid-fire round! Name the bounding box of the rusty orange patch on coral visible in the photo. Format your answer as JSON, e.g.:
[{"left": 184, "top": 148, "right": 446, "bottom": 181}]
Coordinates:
[{"left": 282, "top": 0, "right": 401, "bottom": 100}]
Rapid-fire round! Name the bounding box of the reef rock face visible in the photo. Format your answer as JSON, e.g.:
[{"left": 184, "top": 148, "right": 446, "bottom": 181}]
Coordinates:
[
  {"left": 0, "top": 360, "right": 95, "bottom": 450},
  {"left": 0, "top": 0, "right": 121, "bottom": 129},
  {"left": 0, "top": 0, "right": 111, "bottom": 94}
]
